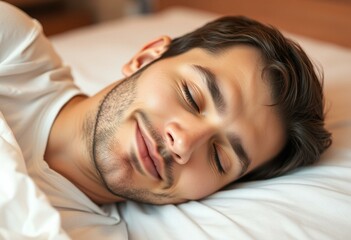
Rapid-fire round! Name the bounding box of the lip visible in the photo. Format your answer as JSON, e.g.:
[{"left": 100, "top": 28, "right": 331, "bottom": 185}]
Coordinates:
[{"left": 136, "top": 122, "right": 163, "bottom": 181}]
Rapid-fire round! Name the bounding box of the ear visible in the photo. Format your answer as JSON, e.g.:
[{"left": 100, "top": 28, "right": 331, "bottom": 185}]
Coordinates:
[{"left": 122, "top": 36, "right": 171, "bottom": 77}]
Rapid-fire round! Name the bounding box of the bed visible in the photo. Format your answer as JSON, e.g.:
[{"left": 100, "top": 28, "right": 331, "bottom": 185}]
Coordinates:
[{"left": 1, "top": 0, "right": 351, "bottom": 239}]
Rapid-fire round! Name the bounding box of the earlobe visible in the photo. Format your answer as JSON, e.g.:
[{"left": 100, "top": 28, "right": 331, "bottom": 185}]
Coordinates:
[{"left": 122, "top": 36, "right": 171, "bottom": 77}]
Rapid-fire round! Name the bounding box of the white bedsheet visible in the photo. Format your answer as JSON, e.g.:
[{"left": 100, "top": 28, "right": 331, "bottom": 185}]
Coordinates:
[
  {"left": 1, "top": 7, "right": 350, "bottom": 240},
  {"left": 0, "top": 111, "right": 69, "bottom": 240}
]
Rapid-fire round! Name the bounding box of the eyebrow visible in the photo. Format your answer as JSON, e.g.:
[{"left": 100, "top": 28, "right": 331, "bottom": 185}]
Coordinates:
[
  {"left": 227, "top": 133, "right": 251, "bottom": 176},
  {"left": 191, "top": 64, "right": 226, "bottom": 114},
  {"left": 190, "top": 64, "right": 251, "bottom": 176}
]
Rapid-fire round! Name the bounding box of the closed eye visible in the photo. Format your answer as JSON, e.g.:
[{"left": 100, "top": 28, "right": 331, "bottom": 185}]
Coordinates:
[
  {"left": 181, "top": 82, "right": 200, "bottom": 112},
  {"left": 213, "top": 145, "right": 225, "bottom": 175}
]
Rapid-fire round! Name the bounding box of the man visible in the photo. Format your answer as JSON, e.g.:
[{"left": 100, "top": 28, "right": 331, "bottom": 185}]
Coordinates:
[{"left": 0, "top": 1, "right": 331, "bottom": 238}]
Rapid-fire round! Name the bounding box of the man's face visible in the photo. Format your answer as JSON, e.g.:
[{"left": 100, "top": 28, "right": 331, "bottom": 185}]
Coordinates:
[{"left": 92, "top": 44, "right": 285, "bottom": 204}]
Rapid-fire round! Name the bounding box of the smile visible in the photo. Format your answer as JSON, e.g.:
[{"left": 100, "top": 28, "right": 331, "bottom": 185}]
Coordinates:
[{"left": 136, "top": 122, "right": 162, "bottom": 181}]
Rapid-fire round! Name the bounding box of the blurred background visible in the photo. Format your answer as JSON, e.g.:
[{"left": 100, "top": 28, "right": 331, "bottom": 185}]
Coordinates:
[
  {"left": 3, "top": 0, "right": 351, "bottom": 48},
  {"left": 4, "top": 0, "right": 154, "bottom": 36}
]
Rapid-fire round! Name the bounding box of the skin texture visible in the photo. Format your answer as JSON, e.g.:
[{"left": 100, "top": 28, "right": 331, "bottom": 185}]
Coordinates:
[{"left": 44, "top": 36, "right": 285, "bottom": 205}]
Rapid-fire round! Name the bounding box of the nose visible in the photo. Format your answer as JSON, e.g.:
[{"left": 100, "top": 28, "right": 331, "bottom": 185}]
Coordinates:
[{"left": 165, "top": 121, "right": 211, "bottom": 165}]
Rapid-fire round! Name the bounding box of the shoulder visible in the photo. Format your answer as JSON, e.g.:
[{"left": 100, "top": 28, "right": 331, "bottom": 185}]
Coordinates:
[
  {"left": 0, "top": 2, "right": 43, "bottom": 62},
  {"left": 0, "top": 2, "right": 40, "bottom": 33}
]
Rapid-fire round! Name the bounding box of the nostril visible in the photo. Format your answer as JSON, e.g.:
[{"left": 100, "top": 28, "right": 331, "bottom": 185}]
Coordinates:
[
  {"left": 167, "top": 133, "right": 174, "bottom": 145},
  {"left": 167, "top": 132, "right": 181, "bottom": 159}
]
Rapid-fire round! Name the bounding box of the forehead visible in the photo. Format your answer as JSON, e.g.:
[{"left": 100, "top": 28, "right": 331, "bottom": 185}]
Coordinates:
[{"left": 166, "top": 45, "right": 285, "bottom": 173}]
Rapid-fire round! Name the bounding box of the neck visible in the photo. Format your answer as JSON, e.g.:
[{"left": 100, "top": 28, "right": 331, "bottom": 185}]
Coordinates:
[{"left": 44, "top": 93, "right": 125, "bottom": 204}]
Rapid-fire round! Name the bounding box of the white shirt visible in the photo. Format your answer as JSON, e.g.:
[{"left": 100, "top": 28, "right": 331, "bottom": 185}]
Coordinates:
[{"left": 0, "top": 2, "right": 127, "bottom": 239}]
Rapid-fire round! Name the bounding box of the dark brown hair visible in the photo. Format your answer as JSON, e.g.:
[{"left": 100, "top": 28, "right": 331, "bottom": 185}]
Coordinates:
[{"left": 153, "top": 16, "right": 332, "bottom": 181}]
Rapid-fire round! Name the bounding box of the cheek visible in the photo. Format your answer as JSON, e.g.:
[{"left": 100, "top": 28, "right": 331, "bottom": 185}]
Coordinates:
[
  {"left": 175, "top": 164, "right": 221, "bottom": 200},
  {"left": 138, "top": 82, "right": 178, "bottom": 113}
]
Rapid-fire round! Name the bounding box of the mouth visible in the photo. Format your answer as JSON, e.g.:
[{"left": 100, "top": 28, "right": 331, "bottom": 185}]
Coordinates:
[{"left": 136, "top": 122, "right": 163, "bottom": 181}]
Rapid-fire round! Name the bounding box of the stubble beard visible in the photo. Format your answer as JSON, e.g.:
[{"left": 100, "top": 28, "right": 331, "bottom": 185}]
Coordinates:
[
  {"left": 91, "top": 74, "right": 139, "bottom": 199},
  {"left": 83, "top": 73, "right": 175, "bottom": 204}
]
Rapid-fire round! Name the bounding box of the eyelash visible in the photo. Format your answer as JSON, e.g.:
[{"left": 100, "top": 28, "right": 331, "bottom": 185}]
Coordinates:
[
  {"left": 181, "top": 82, "right": 200, "bottom": 112},
  {"left": 213, "top": 145, "right": 225, "bottom": 175}
]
